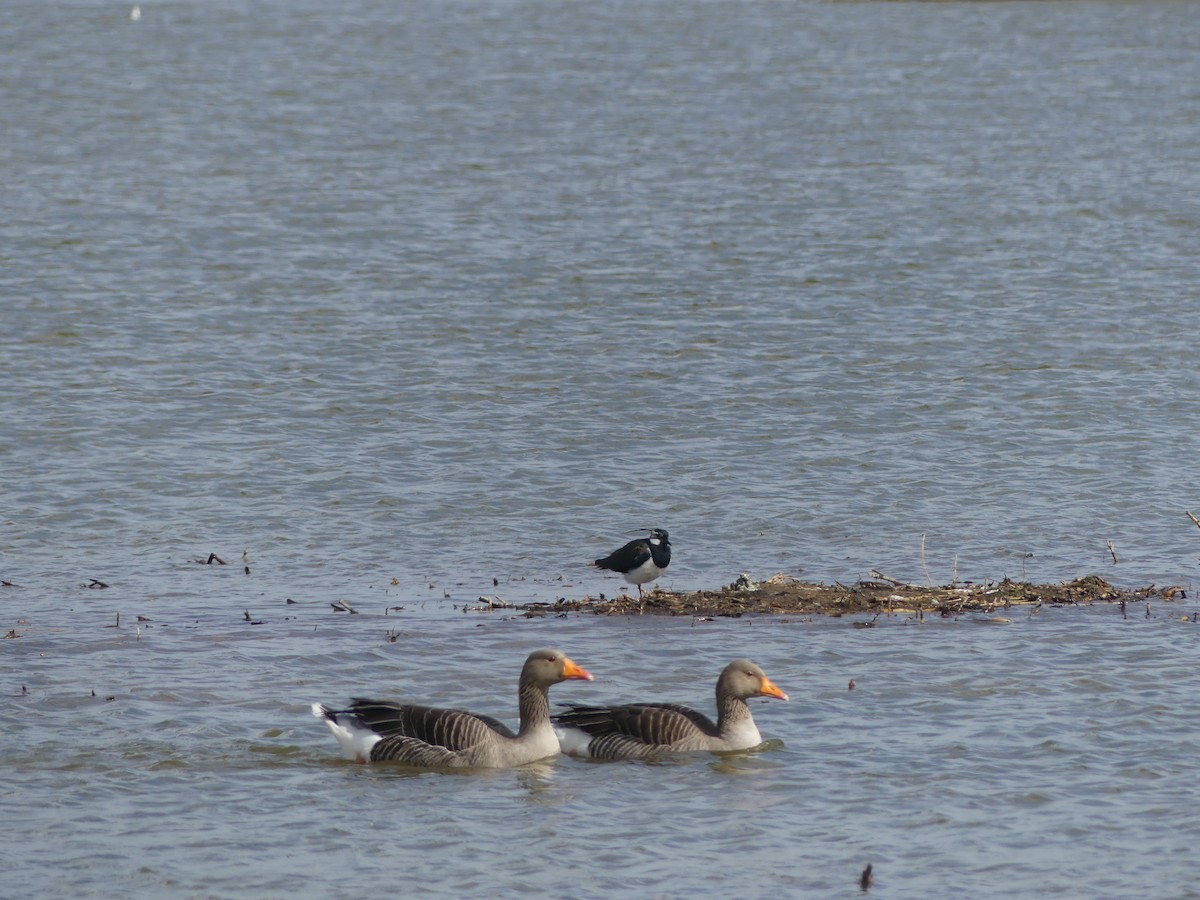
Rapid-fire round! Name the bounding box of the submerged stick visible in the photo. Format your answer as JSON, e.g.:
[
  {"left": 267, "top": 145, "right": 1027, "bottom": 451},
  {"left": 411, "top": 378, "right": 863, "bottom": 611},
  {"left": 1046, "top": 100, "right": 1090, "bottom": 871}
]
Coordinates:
[{"left": 1106, "top": 540, "right": 1118, "bottom": 564}]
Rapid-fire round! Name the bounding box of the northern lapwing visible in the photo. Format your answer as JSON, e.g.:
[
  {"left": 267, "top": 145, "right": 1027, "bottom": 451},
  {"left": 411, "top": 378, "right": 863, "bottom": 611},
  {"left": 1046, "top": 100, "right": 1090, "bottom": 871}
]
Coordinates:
[{"left": 589, "top": 528, "right": 671, "bottom": 597}]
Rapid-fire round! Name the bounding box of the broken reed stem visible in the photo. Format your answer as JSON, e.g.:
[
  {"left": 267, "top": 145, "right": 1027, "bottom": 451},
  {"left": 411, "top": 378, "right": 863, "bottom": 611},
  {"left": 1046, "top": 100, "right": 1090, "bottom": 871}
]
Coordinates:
[
  {"left": 1187, "top": 511, "right": 1200, "bottom": 530},
  {"left": 920, "top": 533, "right": 933, "bottom": 587},
  {"left": 1106, "top": 540, "right": 1118, "bottom": 564}
]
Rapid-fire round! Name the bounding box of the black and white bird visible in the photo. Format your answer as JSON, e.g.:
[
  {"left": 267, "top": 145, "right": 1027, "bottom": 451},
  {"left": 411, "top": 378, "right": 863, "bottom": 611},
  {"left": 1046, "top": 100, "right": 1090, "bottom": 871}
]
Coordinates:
[{"left": 589, "top": 528, "right": 671, "bottom": 597}]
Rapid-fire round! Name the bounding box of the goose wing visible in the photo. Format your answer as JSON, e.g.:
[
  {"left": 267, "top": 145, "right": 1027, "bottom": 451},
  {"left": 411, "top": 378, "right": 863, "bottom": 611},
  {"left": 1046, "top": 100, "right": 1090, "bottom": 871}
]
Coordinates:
[
  {"left": 556, "top": 702, "right": 719, "bottom": 744},
  {"left": 369, "top": 734, "right": 474, "bottom": 766},
  {"left": 346, "top": 699, "right": 514, "bottom": 748}
]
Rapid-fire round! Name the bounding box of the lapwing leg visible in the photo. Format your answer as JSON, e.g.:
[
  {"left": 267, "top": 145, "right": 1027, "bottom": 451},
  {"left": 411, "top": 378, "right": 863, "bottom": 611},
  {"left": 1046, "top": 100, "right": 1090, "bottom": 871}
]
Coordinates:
[{"left": 637, "top": 583, "right": 644, "bottom": 599}]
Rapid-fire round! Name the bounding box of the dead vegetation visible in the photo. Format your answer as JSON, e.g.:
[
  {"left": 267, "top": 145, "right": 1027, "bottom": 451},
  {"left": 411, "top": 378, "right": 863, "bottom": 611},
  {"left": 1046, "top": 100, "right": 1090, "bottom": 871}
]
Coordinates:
[{"left": 526, "top": 574, "right": 1188, "bottom": 618}]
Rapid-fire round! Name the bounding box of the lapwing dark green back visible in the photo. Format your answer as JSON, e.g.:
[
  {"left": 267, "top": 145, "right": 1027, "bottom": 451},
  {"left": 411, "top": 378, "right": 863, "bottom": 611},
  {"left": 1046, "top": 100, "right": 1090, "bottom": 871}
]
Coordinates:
[
  {"left": 592, "top": 528, "right": 671, "bottom": 573},
  {"left": 592, "top": 538, "right": 651, "bottom": 572}
]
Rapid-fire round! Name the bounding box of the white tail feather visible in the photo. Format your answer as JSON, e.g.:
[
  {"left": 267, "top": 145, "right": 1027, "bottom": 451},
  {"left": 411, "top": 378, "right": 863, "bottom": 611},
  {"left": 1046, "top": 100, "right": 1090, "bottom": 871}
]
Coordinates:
[
  {"left": 312, "top": 703, "right": 382, "bottom": 763},
  {"left": 554, "top": 725, "right": 593, "bottom": 758}
]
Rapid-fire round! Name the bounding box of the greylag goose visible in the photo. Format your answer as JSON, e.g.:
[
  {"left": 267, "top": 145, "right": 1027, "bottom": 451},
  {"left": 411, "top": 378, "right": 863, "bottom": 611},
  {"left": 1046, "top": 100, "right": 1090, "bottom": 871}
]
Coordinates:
[
  {"left": 312, "top": 648, "right": 593, "bottom": 767},
  {"left": 590, "top": 528, "right": 671, "bottom": 597},
  {"left": 553, "top": 659, "right": 787, "bottom": 759}
]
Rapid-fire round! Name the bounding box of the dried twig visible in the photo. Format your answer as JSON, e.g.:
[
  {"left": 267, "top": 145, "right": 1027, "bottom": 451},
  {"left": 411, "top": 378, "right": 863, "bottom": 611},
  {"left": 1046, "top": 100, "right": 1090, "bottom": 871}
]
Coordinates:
[{"left": 1106, "top": 540, "right": 1118, "bottom": 564}]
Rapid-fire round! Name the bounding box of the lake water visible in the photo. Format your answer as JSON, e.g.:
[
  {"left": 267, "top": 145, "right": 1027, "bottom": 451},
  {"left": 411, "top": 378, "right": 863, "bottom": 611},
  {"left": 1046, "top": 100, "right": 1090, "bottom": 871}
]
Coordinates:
[{"left": 3, "top": 0, "right": 1200, "bottom": 896}]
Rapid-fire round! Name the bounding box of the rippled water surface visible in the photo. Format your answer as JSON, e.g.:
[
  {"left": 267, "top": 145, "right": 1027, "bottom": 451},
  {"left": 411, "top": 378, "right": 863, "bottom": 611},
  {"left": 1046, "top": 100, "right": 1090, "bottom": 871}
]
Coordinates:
[
  {"left": 8, "top": 603, "right": 1200, "bottom": 898},
  {"left": 3, "top": 0, "right": 1200, "bottom": 896}
]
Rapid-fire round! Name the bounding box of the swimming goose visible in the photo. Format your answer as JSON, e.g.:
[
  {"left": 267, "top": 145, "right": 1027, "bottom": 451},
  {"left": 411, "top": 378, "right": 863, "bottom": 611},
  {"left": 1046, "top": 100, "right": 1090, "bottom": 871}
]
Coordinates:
[
  {"left": 554, "top": 659, "right": 787, "bottom": 759},
  {"left": 312, "top": 648, "right": 593, "bottom": 767},
  {"left": 590, "top": 528, "right": 672, "bottom": 597}
]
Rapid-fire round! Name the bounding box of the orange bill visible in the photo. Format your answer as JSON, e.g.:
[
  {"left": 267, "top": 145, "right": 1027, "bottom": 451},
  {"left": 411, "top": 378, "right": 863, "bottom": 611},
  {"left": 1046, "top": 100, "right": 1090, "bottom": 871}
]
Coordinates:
[
  {"left": 562, "top": 657, "right": 594, "bottom": 681},
  {"left": 759, "top": 676, "right": 788, "bottom": 701}
]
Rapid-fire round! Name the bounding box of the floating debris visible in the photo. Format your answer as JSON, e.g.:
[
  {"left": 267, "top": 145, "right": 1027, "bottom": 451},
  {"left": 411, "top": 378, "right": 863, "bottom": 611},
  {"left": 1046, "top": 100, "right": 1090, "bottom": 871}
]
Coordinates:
[
  {"left": 860, "top": 863, "right": 873, "bottom": 892},
  {"left": 330, "top": 600, "right": 358, "bottom": 614},
  {"left": 727, "top": 573, "right": 759, "bottom": 592},
  {"left": 464, "top": 595, "right": 511, "bottom": 612}
]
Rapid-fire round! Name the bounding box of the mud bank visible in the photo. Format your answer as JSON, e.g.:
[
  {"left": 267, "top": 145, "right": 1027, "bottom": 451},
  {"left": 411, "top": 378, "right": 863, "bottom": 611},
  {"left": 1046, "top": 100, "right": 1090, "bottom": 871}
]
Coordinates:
[{"left": 527, "top": 575, "right": 1190, "bottom": 618}]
